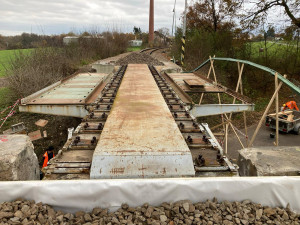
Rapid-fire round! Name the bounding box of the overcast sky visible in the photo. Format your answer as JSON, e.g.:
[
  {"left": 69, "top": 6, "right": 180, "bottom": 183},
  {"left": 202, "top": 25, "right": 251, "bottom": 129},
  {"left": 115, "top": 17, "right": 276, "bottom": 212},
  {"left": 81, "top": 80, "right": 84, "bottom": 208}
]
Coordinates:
[
  {"left": 0, "top": 0, "right": 186, "bottom": 36},
  {"left": 0, "top": 0, "right": 295, "bottom": 36}
]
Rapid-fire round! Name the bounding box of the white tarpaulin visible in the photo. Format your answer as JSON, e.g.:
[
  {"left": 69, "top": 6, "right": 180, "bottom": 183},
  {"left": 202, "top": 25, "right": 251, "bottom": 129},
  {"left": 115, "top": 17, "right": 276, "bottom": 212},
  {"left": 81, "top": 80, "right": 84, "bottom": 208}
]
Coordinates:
[{"left": 0, "top": 177, "right": 299, "bottom": 213}]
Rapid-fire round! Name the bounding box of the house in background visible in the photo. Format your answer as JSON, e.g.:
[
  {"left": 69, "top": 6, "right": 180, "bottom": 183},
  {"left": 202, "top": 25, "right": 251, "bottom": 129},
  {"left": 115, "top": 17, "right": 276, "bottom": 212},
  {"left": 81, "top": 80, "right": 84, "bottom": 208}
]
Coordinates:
[
  {"left": 129, "top": 40, "right": 143, "bottom": 47},
  {"left": 63, "top": 36, "right": 79, "bottom": 45}
]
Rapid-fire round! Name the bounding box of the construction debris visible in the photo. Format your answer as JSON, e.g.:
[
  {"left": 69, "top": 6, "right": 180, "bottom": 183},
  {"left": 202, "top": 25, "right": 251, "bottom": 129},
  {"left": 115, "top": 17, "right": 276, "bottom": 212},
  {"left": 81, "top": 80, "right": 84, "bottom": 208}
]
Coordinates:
[
  {"left": 0, "top": 199, "right": 299, "bottom": 224},
  {"left": 28, "top": 130, "right": 42, "bottom": 141},
  {"left": 0, "top": 135, "right": 39, "bottom": 181},
  {"left": 35, "top": 119, "right": 48, "bottom": 127},
  {"left": 2, "top": 123, "right": 26, "bottom": 135},
  {"left": 115, "top": 52, "right": 164, "bottom": 66}
]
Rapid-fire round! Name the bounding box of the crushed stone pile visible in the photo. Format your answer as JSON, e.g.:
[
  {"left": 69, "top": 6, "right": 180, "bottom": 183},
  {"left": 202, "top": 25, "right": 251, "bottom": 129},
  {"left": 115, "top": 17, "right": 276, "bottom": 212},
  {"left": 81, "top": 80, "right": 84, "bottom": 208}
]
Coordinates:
[
  {"left": 115, "top": 52, "right": 164, "bottom": 66},
  {"left": 0, "top": 198, "right": 299, "bottom": 225}
]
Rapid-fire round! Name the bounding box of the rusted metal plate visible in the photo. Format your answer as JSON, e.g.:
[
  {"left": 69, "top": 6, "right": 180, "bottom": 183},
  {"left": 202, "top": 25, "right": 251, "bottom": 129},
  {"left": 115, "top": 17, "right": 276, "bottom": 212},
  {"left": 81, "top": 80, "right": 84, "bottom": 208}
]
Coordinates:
[
  {"left": 161, "top": 72, "right": 193, "bottom": 104},
  {"left": 91, "top": 64, "right": 195, "bottom": 179},
  {"left": 166, "top": 73, "right": 224, "bottom": 93},
  {"left": 184, "top": 79, "right": 205, "bottom": 88}
]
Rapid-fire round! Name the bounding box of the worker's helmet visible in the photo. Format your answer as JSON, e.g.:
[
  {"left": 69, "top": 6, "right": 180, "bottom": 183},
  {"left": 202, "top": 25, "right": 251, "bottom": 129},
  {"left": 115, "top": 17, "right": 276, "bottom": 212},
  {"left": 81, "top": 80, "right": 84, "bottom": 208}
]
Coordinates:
[{"left": 283, "top": 104, "right": 286, "bottom": 107}]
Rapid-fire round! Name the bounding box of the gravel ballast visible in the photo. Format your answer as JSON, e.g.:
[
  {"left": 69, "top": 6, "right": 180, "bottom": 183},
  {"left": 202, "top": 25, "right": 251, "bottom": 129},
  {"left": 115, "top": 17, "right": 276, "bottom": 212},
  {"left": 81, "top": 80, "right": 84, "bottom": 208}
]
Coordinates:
[
  {"left": 0, "top": 198, "right": 299, "bottom": 225},
  {"left": 115, "top": 52, "right": 164, "bottom": 66}
]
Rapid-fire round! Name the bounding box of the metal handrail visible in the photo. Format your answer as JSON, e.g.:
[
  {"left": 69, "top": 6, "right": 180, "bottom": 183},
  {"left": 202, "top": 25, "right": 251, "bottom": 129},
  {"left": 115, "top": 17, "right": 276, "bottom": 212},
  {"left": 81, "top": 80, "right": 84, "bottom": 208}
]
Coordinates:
[{"left": 187, "top": 57, "right": 300, "bottom": 95}]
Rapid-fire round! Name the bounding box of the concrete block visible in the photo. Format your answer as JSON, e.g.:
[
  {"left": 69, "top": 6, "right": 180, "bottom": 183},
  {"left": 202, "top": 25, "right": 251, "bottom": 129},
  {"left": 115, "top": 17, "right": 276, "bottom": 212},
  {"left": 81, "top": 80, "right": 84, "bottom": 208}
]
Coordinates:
[
  {"left": 238, "top": 146, "right": 300, "bottom": 176},
  {"left": 92, "top": 64, "right": 115, "bottom": 74},
  {"left": 0, "top": 135, "right": 39, "bottom": 181}
]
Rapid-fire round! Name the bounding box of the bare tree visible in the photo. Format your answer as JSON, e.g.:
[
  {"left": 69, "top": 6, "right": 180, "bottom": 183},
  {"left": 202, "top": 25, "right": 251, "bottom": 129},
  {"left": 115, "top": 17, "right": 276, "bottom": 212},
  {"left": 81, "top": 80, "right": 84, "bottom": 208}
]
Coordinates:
[
  {"left": 187, "top": 0, "right": 242, "bottom": 33},
  {"left": 243, "top": 0, "right": 300, "bottom": 28}
]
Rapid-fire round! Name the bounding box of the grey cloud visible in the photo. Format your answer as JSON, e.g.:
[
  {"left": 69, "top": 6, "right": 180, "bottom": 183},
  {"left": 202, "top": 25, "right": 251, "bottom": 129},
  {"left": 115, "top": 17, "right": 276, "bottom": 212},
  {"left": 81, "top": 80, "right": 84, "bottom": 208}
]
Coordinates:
[{"left": 0, "top": 0, "right": 185, "bottom": 35}]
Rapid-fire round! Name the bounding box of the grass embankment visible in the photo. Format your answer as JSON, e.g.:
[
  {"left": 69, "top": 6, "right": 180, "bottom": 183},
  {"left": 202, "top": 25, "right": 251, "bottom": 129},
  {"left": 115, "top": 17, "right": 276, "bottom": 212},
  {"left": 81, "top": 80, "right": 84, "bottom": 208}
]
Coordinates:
[
  {"left": 0, "top": 87, "right": 10, "bottom": 108},
  {"left": 0, "top": 49, "right": 33, "bottom": 77},
  {"left": 0, "top": 49, "right": 33, "bottom": 111},
  {"left": 127, "top": 46, "right": 142, "bottom": 52},
  {"left": 248, "top": 41, "right": 299, "bottom": 58}
]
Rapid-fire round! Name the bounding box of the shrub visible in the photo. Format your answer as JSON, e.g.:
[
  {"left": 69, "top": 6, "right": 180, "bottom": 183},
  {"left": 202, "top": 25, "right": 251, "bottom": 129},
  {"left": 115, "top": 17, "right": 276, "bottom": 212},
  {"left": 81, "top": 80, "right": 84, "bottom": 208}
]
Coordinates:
[{"left": 4, "top": 32, "right": 128, "bottom": 98}]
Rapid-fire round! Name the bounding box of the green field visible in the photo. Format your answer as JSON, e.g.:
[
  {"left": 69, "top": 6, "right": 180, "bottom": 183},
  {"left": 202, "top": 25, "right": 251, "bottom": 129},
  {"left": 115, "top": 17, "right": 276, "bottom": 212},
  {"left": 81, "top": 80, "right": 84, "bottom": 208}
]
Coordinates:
[
  {"left": 0, "top": 49, "right": 33, "bottom": 77},
  {"left": 127, "top": 46, "right": 142, "bottom": 52},
  {"left": 248, "top": 41, "right": 299, "bottom": 58}
]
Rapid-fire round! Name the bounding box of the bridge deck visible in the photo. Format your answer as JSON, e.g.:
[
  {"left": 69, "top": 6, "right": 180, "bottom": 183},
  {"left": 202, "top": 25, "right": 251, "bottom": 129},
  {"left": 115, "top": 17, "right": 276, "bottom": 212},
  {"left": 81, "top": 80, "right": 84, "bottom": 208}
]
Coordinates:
[{"left": 91, "top": 64, "right": 195, "bottom": 179}]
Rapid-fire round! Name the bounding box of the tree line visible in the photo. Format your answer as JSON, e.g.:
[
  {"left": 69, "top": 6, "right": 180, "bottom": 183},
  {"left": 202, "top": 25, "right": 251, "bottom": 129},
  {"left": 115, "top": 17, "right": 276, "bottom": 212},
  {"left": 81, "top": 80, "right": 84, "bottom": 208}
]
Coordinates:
[{"left": 171, "top": 0, "right": 299, "bottom": 99}]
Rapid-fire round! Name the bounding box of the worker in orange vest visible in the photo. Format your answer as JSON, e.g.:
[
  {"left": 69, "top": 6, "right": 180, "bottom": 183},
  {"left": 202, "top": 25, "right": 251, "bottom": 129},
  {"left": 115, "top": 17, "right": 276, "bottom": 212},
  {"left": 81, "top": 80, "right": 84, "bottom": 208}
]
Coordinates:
[
  {"left": 42, "top": 146, "right": 55, "bottom": 168},
  {"left": 282, "top": 101, "right": 299, "bottom": 111}
]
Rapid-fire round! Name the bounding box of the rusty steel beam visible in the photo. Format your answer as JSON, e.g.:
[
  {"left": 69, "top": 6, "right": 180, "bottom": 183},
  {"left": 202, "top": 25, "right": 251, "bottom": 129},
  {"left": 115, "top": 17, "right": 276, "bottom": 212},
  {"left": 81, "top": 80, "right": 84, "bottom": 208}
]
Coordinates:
[
  {"left": 19, "top": 104, "right": 88, "bottom": 118},
  {"left": 91, "top": 64, "right": 195, "bottom": 179}
]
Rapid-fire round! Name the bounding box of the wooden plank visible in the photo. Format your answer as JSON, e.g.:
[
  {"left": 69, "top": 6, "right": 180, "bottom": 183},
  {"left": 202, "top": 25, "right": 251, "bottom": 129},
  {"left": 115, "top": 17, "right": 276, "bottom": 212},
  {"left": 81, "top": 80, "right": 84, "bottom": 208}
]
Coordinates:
[
  {"left": 51, "top": 168, "right": 90, "bottom": 174},
  {"left": 53, "top": 163, "right": 91, "bottom": 168},
  {"left": 54, "top": 150, "right": 94, "bottom": 163},
  {"left": 44, "top": 173, "right": 90, "bottom": 180}
]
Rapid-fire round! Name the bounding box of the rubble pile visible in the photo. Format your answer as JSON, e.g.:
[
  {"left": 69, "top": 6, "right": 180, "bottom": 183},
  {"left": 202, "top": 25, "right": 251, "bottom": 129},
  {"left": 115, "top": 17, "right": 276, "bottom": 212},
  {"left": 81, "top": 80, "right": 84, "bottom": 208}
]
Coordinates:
[
  {"left": 0, "top": 198, "right": 299, "bottom": 225},
  {"left": 116, "top": 52, "right": 164, "bottom": 66}
]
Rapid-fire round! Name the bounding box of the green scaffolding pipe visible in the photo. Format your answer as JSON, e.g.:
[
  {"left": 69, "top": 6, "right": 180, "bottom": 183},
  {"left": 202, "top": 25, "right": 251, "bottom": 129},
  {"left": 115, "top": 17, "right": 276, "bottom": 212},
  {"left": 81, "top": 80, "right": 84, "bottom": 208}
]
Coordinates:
[{"left": 187, "top": 57, "right": 300, "bottom": 95}]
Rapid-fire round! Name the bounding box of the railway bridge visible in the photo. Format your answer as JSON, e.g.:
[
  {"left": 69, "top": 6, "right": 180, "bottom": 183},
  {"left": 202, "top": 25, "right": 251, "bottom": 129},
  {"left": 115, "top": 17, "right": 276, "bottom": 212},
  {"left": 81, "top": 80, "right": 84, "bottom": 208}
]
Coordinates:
[{"left": 19, "top": 50, "right": 283, "bottom": 179}]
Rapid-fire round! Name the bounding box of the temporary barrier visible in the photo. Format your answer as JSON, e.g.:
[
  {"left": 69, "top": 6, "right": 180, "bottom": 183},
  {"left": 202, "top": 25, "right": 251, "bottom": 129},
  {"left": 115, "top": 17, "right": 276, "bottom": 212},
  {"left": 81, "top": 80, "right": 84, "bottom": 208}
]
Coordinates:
[
  {"left": 0, "top": 99, "right": 20, "bottom": 129},
  {"left": 0, "top": 99, "right": 20, "bottom": 115},
  {"left": 0, "top": 177, "right": 299, "bottom": 213}
]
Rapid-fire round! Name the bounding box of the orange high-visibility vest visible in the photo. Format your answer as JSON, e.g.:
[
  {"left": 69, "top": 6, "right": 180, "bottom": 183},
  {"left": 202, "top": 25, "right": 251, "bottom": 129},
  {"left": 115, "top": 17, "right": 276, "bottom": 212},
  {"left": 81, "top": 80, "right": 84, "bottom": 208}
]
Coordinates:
[
  {"left": 285, "top": 101, "right": 299, "bottom": 111},
  {"left": 42, "top": 152, "right": 48, "bottom": 168}
]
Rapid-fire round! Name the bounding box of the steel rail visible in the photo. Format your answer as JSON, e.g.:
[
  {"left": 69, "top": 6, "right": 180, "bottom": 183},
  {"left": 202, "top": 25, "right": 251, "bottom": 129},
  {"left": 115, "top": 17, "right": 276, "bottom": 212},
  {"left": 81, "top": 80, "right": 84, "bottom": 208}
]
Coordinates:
[
  {"left": 43, "top": 66, "right": 128, "bottom": 180},
  {"left": 148, "top": 65, "right": 237, "bottom": 174}
]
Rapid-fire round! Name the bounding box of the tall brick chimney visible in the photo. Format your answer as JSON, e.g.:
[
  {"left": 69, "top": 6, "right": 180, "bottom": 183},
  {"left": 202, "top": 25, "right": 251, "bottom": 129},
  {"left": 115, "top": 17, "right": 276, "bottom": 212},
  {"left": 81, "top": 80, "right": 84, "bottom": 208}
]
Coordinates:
[{"left": 149, "top": 0, "right": 154, "bottom": 45}]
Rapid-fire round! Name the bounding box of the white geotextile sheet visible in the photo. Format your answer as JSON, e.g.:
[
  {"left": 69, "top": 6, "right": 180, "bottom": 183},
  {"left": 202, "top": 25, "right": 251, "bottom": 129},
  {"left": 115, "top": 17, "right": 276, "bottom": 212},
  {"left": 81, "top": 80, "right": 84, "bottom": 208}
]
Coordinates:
[{"left": 0, "top": 177, "right": 299, "bottom": 213}]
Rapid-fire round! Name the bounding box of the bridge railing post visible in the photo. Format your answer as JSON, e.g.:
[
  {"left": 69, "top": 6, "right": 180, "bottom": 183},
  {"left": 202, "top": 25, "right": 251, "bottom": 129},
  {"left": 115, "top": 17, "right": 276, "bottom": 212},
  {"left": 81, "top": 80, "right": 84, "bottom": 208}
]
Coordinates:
[
  {"left": 249, "top": 75, "right": 287, "bottom": 147},
  {"left": 199, "top": 55, "right": 215, "bottom": 105}
]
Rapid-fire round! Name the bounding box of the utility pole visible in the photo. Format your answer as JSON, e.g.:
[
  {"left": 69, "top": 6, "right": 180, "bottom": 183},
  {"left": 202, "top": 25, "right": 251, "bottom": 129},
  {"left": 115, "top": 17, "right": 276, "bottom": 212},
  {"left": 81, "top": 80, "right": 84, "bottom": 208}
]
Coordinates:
[
  {"left": 172, "top": 0, "right": 177, "bottom": 36},
  {"left": 181, "top": 0, "right": 187, "bottom": 66}
]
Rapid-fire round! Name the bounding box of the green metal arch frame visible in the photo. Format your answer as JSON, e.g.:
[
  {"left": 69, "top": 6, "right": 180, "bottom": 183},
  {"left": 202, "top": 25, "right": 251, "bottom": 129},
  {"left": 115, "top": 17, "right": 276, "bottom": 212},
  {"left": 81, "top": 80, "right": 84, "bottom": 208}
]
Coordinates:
[{"left": 187, "top": 57, "right": 300, "bottom": 95}]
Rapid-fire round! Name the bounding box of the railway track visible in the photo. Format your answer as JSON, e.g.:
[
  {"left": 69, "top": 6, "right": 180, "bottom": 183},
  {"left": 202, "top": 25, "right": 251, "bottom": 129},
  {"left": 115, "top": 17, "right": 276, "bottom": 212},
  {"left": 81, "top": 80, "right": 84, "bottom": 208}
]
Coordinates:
[
  {"left": 148, "top": 66, "right": 225, "bottom": 171},
  {"left": 140, "top": 47, "right": 167, "bottom": 55},
  {"left": 44, "top": 64, "right": 232, "bottom": 179},
  {"left": 44, "top": 66, "right": 127, "bottom": 180}
]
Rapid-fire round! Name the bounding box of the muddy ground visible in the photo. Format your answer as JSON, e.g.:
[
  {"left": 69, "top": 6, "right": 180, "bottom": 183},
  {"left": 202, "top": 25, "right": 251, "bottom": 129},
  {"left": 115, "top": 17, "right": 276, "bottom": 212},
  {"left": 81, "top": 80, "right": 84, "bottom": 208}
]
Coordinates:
[{"left": 0, "top": 112, "right": 81, "bottom": 166}]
